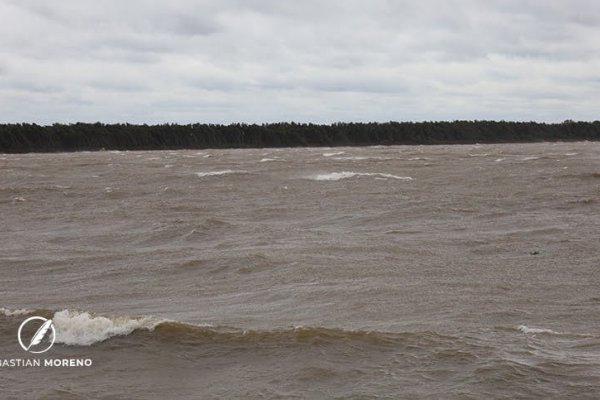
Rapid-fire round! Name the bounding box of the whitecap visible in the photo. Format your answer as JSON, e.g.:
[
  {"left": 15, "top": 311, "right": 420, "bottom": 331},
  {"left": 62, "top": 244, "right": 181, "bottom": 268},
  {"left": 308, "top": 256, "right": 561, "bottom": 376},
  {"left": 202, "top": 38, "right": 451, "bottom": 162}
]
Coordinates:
[
  {"left": 311, "top": 172, "right": 413, "bottom": 181},
  {"left": 195, "top": 170, "right": 246, "bottom": 177},
  {"left": 0, "top": 307, "right": 34, "bottom": 316},
  {"left": 331, "top": 156, "right": 368, "bottom": 161},
  {"left": 517, "top": 325, "right": 594, "bottom": 338},
  {"left": 518, "top": 325, "right": 558, "bottom": 334},
  {"left": 323, "top": 152, "right": 345, "bottom": 157},
  {"left": 52, "top": 309, "right": 163, "bottom": 346}
]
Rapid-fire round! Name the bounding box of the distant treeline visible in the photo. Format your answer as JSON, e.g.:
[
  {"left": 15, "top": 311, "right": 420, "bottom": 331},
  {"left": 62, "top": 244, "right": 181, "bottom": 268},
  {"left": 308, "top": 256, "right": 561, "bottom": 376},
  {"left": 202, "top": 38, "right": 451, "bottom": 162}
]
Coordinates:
[{"left": 1, "top": 121, "right": 599, "bottom": 153}]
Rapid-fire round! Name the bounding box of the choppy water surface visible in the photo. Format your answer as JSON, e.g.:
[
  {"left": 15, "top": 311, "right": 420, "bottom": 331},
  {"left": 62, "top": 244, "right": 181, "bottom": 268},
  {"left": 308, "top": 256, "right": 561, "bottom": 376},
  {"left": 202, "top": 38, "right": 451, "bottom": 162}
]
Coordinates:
[{"left": 1, "top": 142, "right": 599, "bottom": 399}]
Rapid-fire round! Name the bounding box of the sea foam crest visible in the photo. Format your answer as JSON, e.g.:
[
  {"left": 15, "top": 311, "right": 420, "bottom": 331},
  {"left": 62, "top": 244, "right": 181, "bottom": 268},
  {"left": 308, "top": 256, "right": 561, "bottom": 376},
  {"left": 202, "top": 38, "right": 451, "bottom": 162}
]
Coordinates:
[
  {"left": 331, "top": 156, "right": 369, "bottom": 161},
  {"left": 0, "top": 307, "right": 34, "bottom": 316},
  {"left": 195, "top": 170, "right": 245, "bottom": 177},
  {"left": 312, "top": 172, "right": 413, "bottom": 181},
  {"left": 516, "top": 325, "right": 593, "bottom": 337},
  {"left": 52, "top": 310, "right": 163, "bottom": 346},
  {"left": 323, "top": 151, "right": 345, "bottom": 157},
  {"left": 518, "top": 325, "right": 559, "bottom": 334}
]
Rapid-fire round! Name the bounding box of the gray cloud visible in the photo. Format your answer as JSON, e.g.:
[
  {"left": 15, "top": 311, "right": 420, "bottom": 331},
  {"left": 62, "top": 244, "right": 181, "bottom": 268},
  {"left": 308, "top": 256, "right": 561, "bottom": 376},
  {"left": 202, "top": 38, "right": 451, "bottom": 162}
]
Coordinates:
[{"left": 0, "top": 0, "right": 599, "bottom": 123}]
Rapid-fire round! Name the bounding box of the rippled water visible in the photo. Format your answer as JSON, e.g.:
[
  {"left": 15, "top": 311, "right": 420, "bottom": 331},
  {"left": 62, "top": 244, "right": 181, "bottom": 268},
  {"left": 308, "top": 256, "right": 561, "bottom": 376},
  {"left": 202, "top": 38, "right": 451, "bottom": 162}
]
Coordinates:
[{"left": 1, "top": 142, "right": 599, "bottom": 399}]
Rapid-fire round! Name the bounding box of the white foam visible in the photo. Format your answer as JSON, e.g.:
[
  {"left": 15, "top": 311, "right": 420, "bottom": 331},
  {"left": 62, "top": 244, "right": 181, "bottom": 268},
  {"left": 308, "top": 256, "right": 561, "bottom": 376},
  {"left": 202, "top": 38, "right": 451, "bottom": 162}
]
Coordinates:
[
  {"left": 517, "top": 325, "right": 595, "bottom": 338},
  {"left": 521, "top": 156, "right": 540, "bottom": 161},
  {"left": 332, "top": 156, "right": 368, "bottom": 161},
  {"left": 259, "top": 158, "right": 278, "bottom": 162},
  {"left": 0, "top": 307, "right": 33, "bottom": 316},
  {"left": 52, "top": 310, "right": 162, "bottom": 346},
  {"left": 323, "top": 152, "right": 345, "bottom": 157},
  {"left": 311, "top": 172, "right": 413, "bottom": 181},
  {"left": 195, "top": 170, "right": 245, "bottom": 177},
  {"left": 518, "top": 325, "right": 559, "bottom": 335}
]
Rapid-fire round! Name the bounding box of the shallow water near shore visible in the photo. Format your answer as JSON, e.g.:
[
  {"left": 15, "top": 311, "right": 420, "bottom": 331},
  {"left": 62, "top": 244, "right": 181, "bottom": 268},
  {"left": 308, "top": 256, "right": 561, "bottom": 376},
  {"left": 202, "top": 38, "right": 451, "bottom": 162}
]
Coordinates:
[{"left": 1, "top": 142, "right": 599, "bottom": 399}]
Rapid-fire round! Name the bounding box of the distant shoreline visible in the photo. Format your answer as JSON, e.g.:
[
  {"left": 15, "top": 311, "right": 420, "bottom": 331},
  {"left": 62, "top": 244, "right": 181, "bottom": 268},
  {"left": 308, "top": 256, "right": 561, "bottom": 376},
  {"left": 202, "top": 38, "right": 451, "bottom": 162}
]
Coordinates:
[{"left": 1, "top": 121, "right": 599, "bottom": 153}]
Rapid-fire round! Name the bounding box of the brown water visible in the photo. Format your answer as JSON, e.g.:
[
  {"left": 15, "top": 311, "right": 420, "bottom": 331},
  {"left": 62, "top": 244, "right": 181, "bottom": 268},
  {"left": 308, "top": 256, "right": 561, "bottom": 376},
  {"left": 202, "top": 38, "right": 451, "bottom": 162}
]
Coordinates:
[{"left": 1, "top": 142, "right": 599, "bottom": 399}]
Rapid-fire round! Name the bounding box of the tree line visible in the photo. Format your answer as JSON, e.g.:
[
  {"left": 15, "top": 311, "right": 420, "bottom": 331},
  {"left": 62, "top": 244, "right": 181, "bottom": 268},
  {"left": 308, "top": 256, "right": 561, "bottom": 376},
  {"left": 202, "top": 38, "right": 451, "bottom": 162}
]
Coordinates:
[{"left": 0, "top": 120, "right": 598, "bottom": 153}]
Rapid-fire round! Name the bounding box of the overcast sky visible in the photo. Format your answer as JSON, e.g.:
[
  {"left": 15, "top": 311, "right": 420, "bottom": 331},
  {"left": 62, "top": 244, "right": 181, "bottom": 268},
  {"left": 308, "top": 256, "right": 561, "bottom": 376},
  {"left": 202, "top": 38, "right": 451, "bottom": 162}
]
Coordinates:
[{"left": 1, "top": 0, "right": 599, "bottom": 124}]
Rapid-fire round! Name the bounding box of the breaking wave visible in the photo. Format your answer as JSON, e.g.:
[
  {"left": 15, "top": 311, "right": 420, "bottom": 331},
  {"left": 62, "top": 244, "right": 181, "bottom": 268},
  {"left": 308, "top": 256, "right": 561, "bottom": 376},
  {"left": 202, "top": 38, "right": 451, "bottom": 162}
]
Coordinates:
[
  {"left": 517, "top": 325, "right": 594, "bottom": 337},
  {"left": 0, "top": 307, "right": 34, "bottom": 316},
  {"left": 52, "top": 310, "right": 163, "bottom": 346},
  {"left": 195, "top": 170, "right": 246, "bottom": 177},
  {"left": 331, "top": 156, "right": 369, "bottom": 161},
  {"left": 521, "top": 156, "right": 541, "bottom": 161},
  {"left": 0, "top": 307, "right": 443, "bottom": 347},
  {"left": 5, "top": 307, "right": 595, "bottom": 350},
  {"left": 1, "top": 308, "right": 165, "bottom": 346},
  {"left": 518, "top": 325, "right": 560, "bottom": 334},
  {"left": 311, "top": 172, "right": 413, "bottom": 181}
]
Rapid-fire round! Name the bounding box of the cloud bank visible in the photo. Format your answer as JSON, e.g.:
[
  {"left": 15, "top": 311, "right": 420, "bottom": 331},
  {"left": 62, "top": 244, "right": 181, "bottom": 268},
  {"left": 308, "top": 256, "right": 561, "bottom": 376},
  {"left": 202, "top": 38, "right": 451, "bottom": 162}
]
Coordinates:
[{"left": 1, "top": 0, "right": 599, "bottom": 123}]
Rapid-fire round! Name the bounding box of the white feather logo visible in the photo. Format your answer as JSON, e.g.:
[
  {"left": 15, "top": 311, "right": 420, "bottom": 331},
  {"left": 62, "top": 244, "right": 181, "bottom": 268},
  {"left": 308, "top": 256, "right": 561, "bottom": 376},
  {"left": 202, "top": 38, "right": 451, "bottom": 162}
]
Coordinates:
[
  {"left": 26, "top": 319, "right": 53, "bottom": 351},
  {"left": 18, "top": 316, "right": 56, "bottom": 353}
]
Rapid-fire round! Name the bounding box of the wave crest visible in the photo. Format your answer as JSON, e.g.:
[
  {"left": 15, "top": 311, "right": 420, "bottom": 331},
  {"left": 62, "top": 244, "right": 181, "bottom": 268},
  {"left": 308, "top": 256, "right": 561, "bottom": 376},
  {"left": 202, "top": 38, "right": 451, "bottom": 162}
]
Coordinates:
[
  {"left": 517, "top": 325, "right": 593, "bottom": 337},
  {"left": 46, "top": 310, "right": 404, "bottom": 347},
  {"left": 311, "top": 172, "right": 413, "bottom": 181},
  {"left": 2, "top": 307, "right": 454, "bottom": 347},
  {"left": 195, "top": 170, "right": 246, "bottom": 177},
  {"left": 52, "top": 310, "right": 163, "bottom": 346},
  {"left": 0, "top": 307, "right": 35, "bottom": 316},
  {"left": 153, "top": 323, "right": 401, "bottom": 346}
]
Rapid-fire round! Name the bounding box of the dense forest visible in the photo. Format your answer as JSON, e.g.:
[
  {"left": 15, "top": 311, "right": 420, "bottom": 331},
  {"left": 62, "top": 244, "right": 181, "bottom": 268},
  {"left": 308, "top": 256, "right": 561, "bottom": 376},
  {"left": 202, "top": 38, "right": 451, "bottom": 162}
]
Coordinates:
[{"left": 0, "top": 121, "right": 598, "bottom": 153}]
